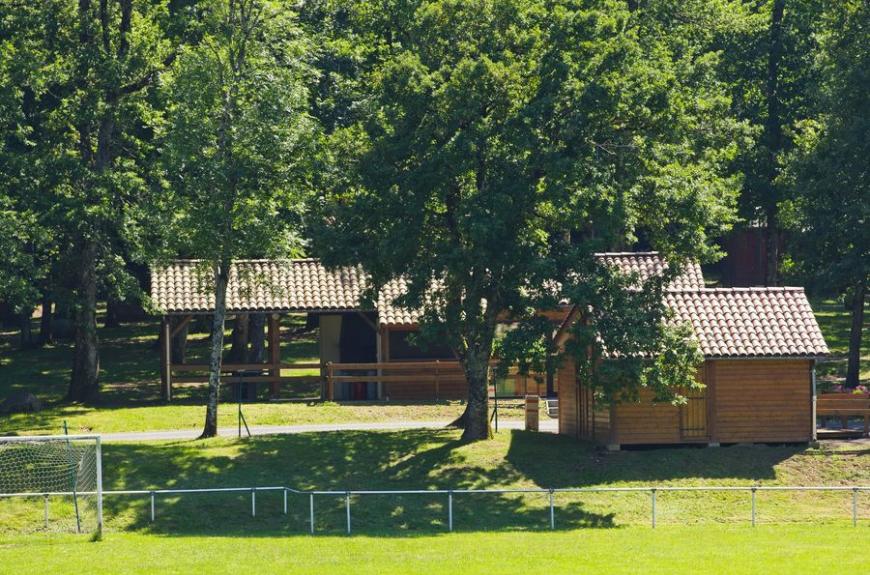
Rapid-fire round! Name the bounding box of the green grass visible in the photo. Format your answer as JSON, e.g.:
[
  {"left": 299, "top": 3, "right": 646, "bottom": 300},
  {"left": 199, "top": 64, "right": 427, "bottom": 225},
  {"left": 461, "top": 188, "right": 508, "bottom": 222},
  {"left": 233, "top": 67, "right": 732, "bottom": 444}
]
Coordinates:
[
  {"left": 2, "top": 525, "right": 868, "bottom": 575},
  {"left": 2, "top": 430, "right": 868, "bottom": 536},
  {"left": 1, "top": 400, "right": 484, "bottom": 435},
  {"left": 812, "top": 299, "right": 869, "bottom": 387},
  {"left": 1, "top": 314, "right": 527, "bottom": 434}
]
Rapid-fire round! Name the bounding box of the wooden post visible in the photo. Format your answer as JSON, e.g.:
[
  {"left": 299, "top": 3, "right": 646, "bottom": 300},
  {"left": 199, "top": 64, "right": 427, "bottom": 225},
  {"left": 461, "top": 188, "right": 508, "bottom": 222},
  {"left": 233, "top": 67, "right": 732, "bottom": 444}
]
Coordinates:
[
  {"left": 327, "top": 362, "right": 334, "bottom": 400},
  {"left": 268, "top": 314, "right": 281, "bottom": 399},
  {"left": 161, "top": 318, "right": 172, "bottom": 401},
  {"left": 434, "top": 360, "right": 440, "bottom": 401},
  {"left": 525, "top": 395, "right": 540, "bottom": 432}
]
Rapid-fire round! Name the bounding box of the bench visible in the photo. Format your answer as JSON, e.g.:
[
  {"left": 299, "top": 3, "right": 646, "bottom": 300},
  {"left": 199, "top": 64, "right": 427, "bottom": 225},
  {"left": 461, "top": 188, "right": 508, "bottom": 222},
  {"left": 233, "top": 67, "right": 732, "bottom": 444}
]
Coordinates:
[{"left": 817, "top": 393, "right": 870, "bottom": 436}]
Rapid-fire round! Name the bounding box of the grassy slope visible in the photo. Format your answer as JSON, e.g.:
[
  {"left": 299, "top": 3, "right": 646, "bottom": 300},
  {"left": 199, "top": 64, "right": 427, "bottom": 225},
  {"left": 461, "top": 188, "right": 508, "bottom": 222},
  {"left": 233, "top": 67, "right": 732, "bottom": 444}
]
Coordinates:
[
  {"left": 2, "top": 525, "right": 868, "bottom": 575},
  {"left": 1, "top": 431, "right": 867, "bottom": 536}
]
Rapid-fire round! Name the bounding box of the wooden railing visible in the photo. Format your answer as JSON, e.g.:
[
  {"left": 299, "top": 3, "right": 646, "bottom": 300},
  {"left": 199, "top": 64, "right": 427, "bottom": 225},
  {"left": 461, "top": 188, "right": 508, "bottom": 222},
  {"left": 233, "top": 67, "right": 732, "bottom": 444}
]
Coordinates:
[
  {"left": 324, "top": 360, "right": 546, "bottom": 401},
  {"left": 170, "top": 362, "right": 323, "bottom": 399},
  {"left": 167, "top": 359, "right": 547, "bottom": 402},
  {"left": 817, "top": 392, "right": 870, "bottom": 436}
]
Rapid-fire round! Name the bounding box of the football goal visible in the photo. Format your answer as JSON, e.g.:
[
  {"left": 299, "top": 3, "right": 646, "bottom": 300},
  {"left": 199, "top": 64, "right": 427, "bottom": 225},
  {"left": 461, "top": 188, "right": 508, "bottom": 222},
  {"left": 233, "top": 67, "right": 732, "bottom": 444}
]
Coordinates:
[{"left": 0, "top": 434, "right": 103, "bottom": 536}]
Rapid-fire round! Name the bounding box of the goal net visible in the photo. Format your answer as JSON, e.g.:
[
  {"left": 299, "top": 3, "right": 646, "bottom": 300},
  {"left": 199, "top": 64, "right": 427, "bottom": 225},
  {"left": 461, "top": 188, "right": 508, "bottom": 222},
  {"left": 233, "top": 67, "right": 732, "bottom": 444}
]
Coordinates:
[{"left": 0, "top": 435, "right": 103, "bottom": 536}]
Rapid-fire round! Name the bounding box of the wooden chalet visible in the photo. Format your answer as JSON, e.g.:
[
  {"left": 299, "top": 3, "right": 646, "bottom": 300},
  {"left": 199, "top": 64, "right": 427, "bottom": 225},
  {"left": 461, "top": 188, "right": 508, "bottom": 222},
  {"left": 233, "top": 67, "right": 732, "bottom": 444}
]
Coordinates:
[{"left": 556, "top": 287, "right": 829, "bottom": 448}]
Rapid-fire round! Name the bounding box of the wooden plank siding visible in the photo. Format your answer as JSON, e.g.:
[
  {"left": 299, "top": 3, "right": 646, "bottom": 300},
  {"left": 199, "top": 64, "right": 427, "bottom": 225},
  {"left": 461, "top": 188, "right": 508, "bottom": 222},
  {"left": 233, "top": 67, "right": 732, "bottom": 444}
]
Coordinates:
[
  {"left": 559, "top": 359, "right": 814, "bottom": 445},
  {"left": 612, "top": 389, "right": 682, "bottom": 444},
  {"left": 558, "top": 361, "right": 578, "bottom": 437},
  {"left": 713, "top": 359, "right": 812, "bottom": 443}
]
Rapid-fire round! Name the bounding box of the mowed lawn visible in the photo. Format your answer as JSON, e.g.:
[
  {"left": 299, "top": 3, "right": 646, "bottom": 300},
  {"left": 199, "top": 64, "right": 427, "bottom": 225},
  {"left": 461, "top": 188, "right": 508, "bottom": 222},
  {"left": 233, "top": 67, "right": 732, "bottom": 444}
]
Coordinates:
[{"left": 2, "top": 525, "right": 868, "bottom": 575}]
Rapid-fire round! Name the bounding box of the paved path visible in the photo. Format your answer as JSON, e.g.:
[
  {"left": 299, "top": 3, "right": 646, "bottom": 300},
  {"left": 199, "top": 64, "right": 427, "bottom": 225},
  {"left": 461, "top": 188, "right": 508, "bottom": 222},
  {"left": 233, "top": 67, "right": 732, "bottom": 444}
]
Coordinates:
[{"left": 100, "top": 418, "right": 559, "bottom": 442}]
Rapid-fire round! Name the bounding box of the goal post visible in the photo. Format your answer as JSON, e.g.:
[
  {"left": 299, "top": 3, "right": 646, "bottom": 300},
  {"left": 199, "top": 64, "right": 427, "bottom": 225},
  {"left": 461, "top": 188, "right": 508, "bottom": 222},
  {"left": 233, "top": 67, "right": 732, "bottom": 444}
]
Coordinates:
[{"left": 0, "top": 434, "right": 103, "bottom": 537}]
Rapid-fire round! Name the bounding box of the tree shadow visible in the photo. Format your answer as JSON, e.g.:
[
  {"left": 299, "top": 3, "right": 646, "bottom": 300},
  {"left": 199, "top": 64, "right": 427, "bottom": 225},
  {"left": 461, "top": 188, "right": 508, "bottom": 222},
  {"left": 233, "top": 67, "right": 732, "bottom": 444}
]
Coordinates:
[
  {"left": 504, "top": 430, "right": 805, "bottom": 487},
  {"left": 98, "top": 429, "right": 613, "bottom": 537}
]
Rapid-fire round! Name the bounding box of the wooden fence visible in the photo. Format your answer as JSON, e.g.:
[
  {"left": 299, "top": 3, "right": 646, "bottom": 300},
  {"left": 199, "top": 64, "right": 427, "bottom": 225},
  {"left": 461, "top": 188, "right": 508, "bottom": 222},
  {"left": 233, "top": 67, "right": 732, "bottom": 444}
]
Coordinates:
[
  {"left": 817, "top": 392, "right": 870, "bottom": 436},
  {"left": 324, "top": 360, "right": 547, "bottom": 401},
  {"left": 165, "top": 360, "right": 547, "bottom": 402}
]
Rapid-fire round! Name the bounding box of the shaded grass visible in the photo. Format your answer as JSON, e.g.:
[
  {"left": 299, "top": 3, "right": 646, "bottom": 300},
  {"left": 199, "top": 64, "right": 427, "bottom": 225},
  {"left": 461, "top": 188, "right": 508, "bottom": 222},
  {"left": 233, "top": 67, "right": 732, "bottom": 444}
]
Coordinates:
[
  {"left": 2, "top": 314, "right": 527, "bottom": 434},
  {"left": 2, "top": 524, "right": 868, "bottom": 575},
  {"left": 812, "top": 299, "right": 869, "bottom": 386},
  {"left": 2, "top": 430, "right": 867, "bottom": 536}
]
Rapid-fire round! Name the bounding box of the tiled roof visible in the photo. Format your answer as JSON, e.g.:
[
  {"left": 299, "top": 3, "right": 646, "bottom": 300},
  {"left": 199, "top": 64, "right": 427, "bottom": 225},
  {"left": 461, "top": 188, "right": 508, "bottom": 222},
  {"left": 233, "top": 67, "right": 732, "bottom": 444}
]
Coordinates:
[
  {"left": 150, "top": 260, "right": 371, "bottom": 314},
  {"left": 595, "top": 252, "right": 705, "bottom": 290},
  {"left": 151, "top": 253, "right": 697, "bottom": 325},
  {"left": 665, "top": 288, "right": 828, "bottom": 358},
  {"left": 377, "top": 277, "right": 420, "bottom": 327}
]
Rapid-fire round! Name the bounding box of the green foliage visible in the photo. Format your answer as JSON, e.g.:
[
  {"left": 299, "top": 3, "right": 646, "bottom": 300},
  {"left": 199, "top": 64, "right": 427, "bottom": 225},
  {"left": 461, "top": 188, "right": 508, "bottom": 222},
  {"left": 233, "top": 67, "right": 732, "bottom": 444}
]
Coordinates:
[
  {"left": 156, "top": 0, "right": 317, "bottom": 265},
  {"left": 311, "top": 1, "right": 743, "bottom": 425},
  {"left": 782, "top": 1, "right": 868, "bottom": 295}
]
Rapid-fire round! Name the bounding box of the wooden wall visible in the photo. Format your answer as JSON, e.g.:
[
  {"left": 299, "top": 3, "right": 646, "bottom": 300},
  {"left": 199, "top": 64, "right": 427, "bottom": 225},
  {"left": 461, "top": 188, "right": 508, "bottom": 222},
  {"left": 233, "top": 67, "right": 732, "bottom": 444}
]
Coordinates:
[
  {"left": 612, "top": 389, "right": 682, "bottom": 445},
  {"left": 713, "top": 359, "right": 812, "bottom": 443},
  {"left": 558, "top": 361, "right": 578, "bottom": 437},
  {"left": 559, "top": 358, "right": 813, "bottom": 445}
]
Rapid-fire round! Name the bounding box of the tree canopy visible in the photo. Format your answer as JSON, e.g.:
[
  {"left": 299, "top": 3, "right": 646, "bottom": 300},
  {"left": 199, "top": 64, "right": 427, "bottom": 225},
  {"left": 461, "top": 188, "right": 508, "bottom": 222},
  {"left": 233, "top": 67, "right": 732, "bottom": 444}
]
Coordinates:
[{"left": 311, "top": 0, "right": 745, "bottom": 438}]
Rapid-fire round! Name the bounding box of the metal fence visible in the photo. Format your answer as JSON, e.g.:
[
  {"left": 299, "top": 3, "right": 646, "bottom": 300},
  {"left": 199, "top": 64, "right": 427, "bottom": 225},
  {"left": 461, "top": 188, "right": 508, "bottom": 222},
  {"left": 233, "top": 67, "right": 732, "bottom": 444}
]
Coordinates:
[{"left": 2, "top": 484, "right": 868, "bottom": 534}]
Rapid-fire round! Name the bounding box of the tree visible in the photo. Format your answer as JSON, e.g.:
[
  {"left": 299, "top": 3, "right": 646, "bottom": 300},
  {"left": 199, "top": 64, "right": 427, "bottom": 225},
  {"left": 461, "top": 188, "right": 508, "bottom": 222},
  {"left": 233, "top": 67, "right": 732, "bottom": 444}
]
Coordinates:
[
  {"left": 0, "top": 0, "right": 182, "bottom": 400},
  {"left": 785, "top": 0, "right": 868, "bottom": 386},
  {"left": 717, "top": 0, "right": 823, "bottom": 285},
  {"left": 312, "top": 0, "right": 744, "bottom": 440},
  {"left": 158, "top": 0, "right": 316, "bottom": 437}
]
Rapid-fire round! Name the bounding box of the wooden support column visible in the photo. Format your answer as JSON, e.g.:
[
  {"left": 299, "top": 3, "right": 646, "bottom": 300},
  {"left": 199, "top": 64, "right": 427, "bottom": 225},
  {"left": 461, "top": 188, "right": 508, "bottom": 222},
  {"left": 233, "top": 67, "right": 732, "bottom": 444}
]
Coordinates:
[
  {"left": 705, "top": 361, "right": 719, "bottom": 446},
  {"left": 381, "top": 326, "right": 390, "bottom": 401},
  {"left": 268, "top": 314, "right": 281, "bottom": 399},
  {"left": 161, "top": 317, "right": 172, "bottom": 401}
]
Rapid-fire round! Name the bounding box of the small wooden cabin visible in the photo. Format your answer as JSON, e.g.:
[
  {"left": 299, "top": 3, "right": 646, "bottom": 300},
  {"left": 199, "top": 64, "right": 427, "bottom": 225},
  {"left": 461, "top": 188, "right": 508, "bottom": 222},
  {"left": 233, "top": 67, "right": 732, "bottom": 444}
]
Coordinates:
[{"left": 557, "top": 288, "right": 829, "bottom": 448}]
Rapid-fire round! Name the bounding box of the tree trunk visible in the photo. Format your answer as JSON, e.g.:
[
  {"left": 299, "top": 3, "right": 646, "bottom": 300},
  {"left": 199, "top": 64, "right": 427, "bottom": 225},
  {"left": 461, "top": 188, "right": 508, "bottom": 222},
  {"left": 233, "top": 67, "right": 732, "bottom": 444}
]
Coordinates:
[
  {"left": 104, "top": 298, "right": 120, "bottom": 328},
  {"left": 171, "top": 316, "right": 189, "bottom": 364},
  {"left": 68, "top": 241, "right": 100, "bottom": 402},
  {"left": 38, "top": 295, "right": 53, "bottom": 346},
  {"left": 846, "top": 283, "right": 865, "bottom": 387},
  {"left": 763, "top": 0, "right": 785, "bottom": 286},
  {"left": 228, "top": 314, "right": 249, "bottom": 363},
  {"left": 201, "top": 263, "right": 229, "bottom": 438},
  {"left": 248, "top": 313, "right": 266, "bottom": 364},
  {"left": 460, "top": 347, "right": 492, "bottom": 441},
  {"left": 18, "top": 309, "right": 33, "bottom": 349}
]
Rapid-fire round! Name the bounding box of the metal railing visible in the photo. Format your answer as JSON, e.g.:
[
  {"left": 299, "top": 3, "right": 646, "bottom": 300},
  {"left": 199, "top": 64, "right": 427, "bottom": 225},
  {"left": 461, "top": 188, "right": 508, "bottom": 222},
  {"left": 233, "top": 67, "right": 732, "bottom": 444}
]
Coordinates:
[{"left": 3, "top": 484, "right": 868, "bottom": 534}]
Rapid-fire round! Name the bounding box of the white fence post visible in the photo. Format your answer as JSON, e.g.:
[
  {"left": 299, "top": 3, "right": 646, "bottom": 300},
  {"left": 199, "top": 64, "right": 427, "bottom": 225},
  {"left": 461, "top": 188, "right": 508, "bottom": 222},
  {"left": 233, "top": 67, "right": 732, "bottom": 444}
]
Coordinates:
[
  {"left": 43, "top": 494, "right": 49, "bottom": 529},
  {"left": 251, "top": 488, "right": 256, "bottom": 517},
  {"left": 549, "top": 489, "right": 555, "bottom": 530},
  {"left": 448, "top": 491, "right": 453, "bottom": 532},
  {"left": 150, "top": 491, "right": 156, "bottom": 522},
  {"left": 283, "top": 489, "right": 288, "bottom": 515},
  {"left": 309, "top": 493, "right": 315, "bottom": 535},
  {"left": 345, "top": 492, "right": 351, "bottom": 535},
  {"left": 95, "top": 436, "right": 103, "bottom": 537},
  {"left": 751, "top": 487, "right": 757, "bottom": 527}
]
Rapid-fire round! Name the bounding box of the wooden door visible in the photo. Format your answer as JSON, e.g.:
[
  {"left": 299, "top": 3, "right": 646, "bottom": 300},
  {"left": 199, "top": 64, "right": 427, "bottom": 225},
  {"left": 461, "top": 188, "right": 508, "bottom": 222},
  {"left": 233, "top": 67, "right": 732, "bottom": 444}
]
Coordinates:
[{"left": 680, "top": 387, "right": 707, "bottom": 440}]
